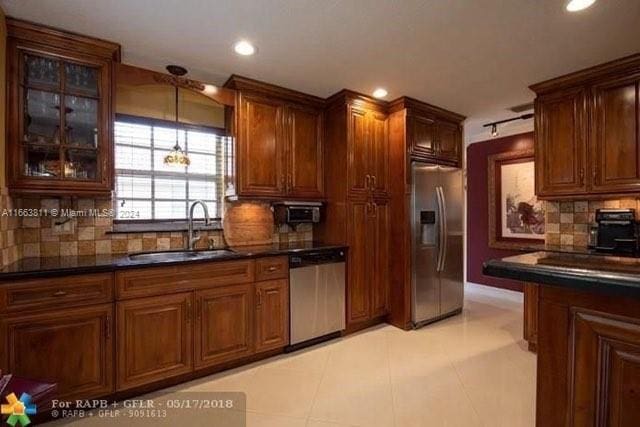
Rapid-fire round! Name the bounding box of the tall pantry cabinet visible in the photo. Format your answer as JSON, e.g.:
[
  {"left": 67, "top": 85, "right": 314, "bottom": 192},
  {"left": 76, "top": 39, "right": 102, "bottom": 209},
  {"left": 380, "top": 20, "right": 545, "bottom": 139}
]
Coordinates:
[{"left": 318, "top": 91, "right": 390, "bottom": 330}]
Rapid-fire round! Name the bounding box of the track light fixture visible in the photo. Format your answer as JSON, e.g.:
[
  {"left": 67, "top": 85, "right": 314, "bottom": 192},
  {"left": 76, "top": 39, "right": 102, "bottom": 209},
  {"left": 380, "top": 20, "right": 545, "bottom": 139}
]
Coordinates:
[{"left": 483, "top": 113, "right": 534, "bottom": 138}]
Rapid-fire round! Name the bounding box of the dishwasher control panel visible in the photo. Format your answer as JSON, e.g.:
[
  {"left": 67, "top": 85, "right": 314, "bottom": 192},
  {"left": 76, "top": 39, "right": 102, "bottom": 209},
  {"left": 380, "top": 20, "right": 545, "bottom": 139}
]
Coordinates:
[{"left": 289, "top": 248, "right": 346, "bottom": 268}]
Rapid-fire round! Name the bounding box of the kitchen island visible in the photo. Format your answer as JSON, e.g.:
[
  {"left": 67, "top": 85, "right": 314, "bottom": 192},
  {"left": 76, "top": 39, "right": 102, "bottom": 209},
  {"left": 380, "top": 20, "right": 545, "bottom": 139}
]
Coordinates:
[{"left": 484, "top": 252, "right": 640, "bottom": 427}]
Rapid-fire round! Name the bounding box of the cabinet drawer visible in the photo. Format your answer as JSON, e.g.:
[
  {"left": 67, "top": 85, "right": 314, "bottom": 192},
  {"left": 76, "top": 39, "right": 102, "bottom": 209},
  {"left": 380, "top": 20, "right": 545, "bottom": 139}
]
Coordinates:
[
  {"left": 0, "top": 273, "right": 114, "bottom": 313},
  {"left": 116, "top": 260, "right": 255, "bottom": 299},
  {"left": 255, "top": 257, "right": 289, "bottom": 281}
]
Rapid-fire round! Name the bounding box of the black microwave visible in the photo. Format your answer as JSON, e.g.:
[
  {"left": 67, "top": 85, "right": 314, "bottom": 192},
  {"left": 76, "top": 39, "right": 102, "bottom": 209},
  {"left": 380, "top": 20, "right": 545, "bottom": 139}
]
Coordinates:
[{"left": 273, "top": 202, "right": 321, "bottom": 224}]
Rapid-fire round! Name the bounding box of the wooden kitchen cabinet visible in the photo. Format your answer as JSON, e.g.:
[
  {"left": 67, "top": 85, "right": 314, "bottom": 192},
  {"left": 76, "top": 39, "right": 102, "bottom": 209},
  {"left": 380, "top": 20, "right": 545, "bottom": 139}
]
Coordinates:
[
  {"left": 530, "top": 54, "right": 640, "bottom": 199},
  {"left": 346, "top": 105, "right": 389, "bottom": 198},
  {"left": 370, "top": 199, "right": 390, "bottom": 317},
  {"left": 346, "top": 199, "right": 371, "bottom": 323},
  {"left": 397, "top": 98, "right": 464, "bottom": 166},
  {"left": 591, "top": 74, "right": 640, "bottom": 194},
  {"left": 224, "top": 75, "right": 324, "bottom": 200},
  {"left": 523, "top": 282, "right": 539, "bottom": 352},
  {"left": 287, "top": 104, "right": 324, "bottom": 198},
  {"left": 255, "top": 279, "right": 289, "bottom": 352},
  {"left": 235, "top": 92, "right": 286, "bottom": 197},
  {"left": 5, "top": 18, "right": 120, "bottom": 196},
  {"left": 436, "top": 120, "right": 462, "bottom": 164},
  {"left": 408, "top": 114, "right": 437, "bottom": 159},
  {"left": 345, "top": 198, "right": 390, "bottom": 326},
  {"left": 534, "top": 87, "right": 588, "bottom": 197},
  {"left": 0, "top": 304, "right": 114, "bottom": 400},
  {"left": 195, "top": 284, "right": 253, "bottom": 368},
  {"left": 537, "top": 285, "right": 640, "bottom": 426},
  {"left": 116, "top": 292, "right": 193, "bottom": 390}
]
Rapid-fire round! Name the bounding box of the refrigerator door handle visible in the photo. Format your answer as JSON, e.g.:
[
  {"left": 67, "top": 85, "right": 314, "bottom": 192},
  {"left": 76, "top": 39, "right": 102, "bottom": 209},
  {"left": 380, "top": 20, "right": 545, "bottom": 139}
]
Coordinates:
[
  {"left": 440, "top": 186, "right": 448, "bottom": 272},
  {"left": 436, "top": 186, "right": 444, "bottom": 272}
]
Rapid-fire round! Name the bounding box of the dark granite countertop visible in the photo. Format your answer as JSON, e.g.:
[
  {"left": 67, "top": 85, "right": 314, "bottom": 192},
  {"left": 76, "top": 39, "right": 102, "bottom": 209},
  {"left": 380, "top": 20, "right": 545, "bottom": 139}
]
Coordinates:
[
  {"left": 483, "top": 251, "right": 640, "bottom": 298},
  {"left": 0, "top": 241, "right": 348, "bottom": 281}
]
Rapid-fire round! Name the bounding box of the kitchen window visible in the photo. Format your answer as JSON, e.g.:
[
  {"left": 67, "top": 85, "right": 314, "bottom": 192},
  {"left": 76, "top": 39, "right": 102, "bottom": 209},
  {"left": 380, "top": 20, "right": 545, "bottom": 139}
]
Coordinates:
[{"left": 114, "top": 115, "right": 231, "bottom": 222}]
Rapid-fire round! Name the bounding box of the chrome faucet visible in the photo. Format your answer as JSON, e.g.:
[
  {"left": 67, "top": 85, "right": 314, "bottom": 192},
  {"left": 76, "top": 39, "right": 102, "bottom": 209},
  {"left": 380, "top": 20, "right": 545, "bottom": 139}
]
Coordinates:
[{"left": 187, "top": 200, "right": 211, "bottom": 250}]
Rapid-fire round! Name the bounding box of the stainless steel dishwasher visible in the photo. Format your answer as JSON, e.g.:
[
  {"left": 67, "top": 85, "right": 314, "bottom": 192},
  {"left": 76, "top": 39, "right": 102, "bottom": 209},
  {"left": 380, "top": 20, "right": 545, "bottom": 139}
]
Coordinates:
[{"left": 288, "top": 248, "right": 346, "bottom": 349}]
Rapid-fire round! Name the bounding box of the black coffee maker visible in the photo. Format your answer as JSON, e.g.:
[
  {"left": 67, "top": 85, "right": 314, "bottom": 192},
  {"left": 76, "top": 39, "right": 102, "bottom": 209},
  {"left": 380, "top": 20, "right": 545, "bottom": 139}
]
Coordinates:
[{"left": 589, "top": 209, "right": 639, "bottom": 254}]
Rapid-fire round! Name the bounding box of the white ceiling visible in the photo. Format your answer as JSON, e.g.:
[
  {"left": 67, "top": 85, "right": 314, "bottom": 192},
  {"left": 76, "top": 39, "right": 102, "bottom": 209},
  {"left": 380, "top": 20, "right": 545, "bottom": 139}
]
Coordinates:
[{"left": 3, "top": 0, "right": 640, "bottom": 140}]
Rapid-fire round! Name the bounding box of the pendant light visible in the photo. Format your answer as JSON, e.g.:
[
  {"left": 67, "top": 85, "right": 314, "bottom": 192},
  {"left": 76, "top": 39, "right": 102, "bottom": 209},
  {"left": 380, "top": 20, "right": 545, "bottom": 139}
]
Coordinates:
[{"left": 164, "top": 65, "right": 190, "bottom": 167}]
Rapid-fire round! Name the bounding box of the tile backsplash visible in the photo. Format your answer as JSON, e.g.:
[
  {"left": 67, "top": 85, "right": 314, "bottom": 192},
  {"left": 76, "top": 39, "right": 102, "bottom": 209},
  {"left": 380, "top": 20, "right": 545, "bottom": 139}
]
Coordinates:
[
  {"left": 2, "top": 196, "right": 312, "bottom": 265},
  {"left": 545, "top": 198, "right": 640, "bottom": 247},
  {"left": 0, "top": 188, "right": 20, "bottom": 267}
]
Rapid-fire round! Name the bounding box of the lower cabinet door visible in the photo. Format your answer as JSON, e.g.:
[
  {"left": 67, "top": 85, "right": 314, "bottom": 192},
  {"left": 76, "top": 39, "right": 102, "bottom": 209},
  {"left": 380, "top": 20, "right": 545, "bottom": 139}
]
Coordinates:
[
  {"left": 255, "top": 279, "right": 289, "bottom": 352},
  {"left": 370, "top": 199, "right": 390, "bottom": 317},
  {"left": 195, "top": 284, "right": 254, "bottom": 368},
  {"left": 346, "top": 199, "right": 371, "bottom": 325},
  {"left": 117, "top": 292, "right": 193, "bottom": 390},
  {"left": 0, "top": 304, "right": 114, "bottom": 400}
]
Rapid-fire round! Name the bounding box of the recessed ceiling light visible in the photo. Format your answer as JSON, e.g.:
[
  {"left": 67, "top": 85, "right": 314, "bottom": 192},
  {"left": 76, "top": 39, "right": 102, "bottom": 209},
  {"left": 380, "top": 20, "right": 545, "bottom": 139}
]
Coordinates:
[
  {"left": 566, "top": 0, "right": 597, "bottom": 12},
  {"left": 203, "top": 84, "right": 218, "bottom": 95},
  {"left": 234, "top": 40, "right": 256, "bottom": 56},
  {"left": 372, "top": 88, "right": 388, "bottom": 99}
]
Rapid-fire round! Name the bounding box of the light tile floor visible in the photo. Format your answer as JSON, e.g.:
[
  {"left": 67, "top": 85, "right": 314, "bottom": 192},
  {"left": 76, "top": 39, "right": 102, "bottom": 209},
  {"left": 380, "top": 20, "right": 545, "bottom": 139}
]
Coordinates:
[{"left": 50, "top": 284, "right": 536, "bottom": 426}]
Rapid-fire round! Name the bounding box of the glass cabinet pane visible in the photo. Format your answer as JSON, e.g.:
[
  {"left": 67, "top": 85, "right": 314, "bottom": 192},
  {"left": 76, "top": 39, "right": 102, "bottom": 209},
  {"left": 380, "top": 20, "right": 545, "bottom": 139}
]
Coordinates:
[
  {"left": 24, "top": 89, "right": 61, "bottom": 144},
  {"left": 24, "top": 144, "right": 61, "bottom": 177},
  {"left": 64, "top": 63, "right": 99, "bottom": 97},
  {"left": 64, "top": 148, "right": 98, "bottom": 180},
  {"left": 65, "top": 96, "right": 98, "bottom": 147},
  {"left": 24, "top": 54, "right": 60, "bottom": 89}
]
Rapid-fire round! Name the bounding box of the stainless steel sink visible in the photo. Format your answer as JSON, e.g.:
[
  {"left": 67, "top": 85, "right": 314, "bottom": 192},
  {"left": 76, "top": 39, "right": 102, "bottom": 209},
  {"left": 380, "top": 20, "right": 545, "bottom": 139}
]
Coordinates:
[{"left": 128, "top": 249, "right": 235, "bottom": 263}]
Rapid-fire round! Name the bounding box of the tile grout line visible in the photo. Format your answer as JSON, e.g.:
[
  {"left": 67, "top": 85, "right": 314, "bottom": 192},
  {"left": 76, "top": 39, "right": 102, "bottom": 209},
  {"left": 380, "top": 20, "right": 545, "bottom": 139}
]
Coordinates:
[
  {"left": 305, "top": 343, "right": 336, "bottom": 426},
  {"left": 384, "top": 330, "right": 399, "bottom": 427}
]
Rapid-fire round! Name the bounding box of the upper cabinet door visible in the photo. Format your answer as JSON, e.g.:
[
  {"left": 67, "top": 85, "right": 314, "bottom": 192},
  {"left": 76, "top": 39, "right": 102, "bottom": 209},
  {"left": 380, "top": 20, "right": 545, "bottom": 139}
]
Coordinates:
[
  {"left": 436, "top": 120, "right": 462, "bottom": 165},
  {"left": 591, "top": 75, "right": 640, "bottom": 194},
  {"left": 237, "top": 93, "right": 286, "bottom": 197},
  {"left": 535, "top": 87, "right": 588, "bottom": 197},
  {"left": 368, "top": 111, "right": 389, "bottom": 197},
  {"left": 286, "top": 105, "right": 324, "bottom": 198},
  {"left": 347, "top": 106, "right": 370, "bottom": 195},
  {"left": 6, "top": 24, "right": 118, "bottom": 197},
  {"left": 408, "top": 114, "right": 437, "bottom": 159}
]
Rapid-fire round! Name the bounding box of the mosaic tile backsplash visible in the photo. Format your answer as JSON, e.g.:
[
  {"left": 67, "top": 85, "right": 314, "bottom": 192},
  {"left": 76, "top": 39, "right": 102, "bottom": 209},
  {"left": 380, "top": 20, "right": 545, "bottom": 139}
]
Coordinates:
[
  {"left": 0, "top": 188, "right": 20, "bottom": 267},
  {"left": 2, "top": 196, "right": 312, "bottom": 266},
  {"left": 544, "top": 198, "right": 640, "bottom": 247}
]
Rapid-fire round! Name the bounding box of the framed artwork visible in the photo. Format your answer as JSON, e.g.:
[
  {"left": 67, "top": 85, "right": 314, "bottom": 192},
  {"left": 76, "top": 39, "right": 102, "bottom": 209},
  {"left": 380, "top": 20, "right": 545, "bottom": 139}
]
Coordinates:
[{"left": 488, "top": 149, "right": 545, "bottom": 249}]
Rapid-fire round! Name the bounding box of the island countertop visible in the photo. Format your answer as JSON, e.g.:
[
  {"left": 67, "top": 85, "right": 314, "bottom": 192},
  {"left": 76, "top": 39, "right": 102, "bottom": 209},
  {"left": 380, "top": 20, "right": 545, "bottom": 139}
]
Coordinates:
[{"left": 483, "top": 251, "right": 640, "bottom": 298}]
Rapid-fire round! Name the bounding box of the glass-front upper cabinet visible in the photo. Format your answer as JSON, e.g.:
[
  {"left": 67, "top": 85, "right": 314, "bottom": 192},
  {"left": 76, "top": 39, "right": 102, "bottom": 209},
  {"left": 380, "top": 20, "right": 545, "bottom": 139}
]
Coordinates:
[{"left": 6, "top": 18, "right": 120, "bottom": 196}]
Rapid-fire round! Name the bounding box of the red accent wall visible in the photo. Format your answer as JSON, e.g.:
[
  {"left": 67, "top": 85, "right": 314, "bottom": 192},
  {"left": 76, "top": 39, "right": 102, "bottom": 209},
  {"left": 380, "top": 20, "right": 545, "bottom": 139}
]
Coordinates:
[{"left": 466, "top": 132, "right": 534, "bottom": 292}]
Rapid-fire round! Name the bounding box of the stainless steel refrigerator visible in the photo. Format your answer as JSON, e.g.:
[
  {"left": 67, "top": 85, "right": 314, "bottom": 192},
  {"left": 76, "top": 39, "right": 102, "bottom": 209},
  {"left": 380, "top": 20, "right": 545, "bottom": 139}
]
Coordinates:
[{"left": 411, "top": 162, "right": 464, "bottom": 327}]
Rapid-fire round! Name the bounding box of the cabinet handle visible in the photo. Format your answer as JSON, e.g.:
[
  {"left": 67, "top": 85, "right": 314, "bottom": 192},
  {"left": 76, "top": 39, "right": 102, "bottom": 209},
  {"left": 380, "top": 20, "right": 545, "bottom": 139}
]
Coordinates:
[
  {"left": 372, "top": 202, "right": 378, "bottom": 217},
  {"left": 372, "top": 175, "right": 377, "bottom": 189},
  {"left": 186, "top": 300, "right": 192, "bottom": 322},
  {"left": 287, "top": 174, "right": 292, "bottom": 190},
  {"left": 52, "top": 290, "right": 67, "bottom": 297},
  {"left": 579, "top": 168, "right": 585, "bottom": 185},
  {"left": 257, "top": 290, "right": 262, "bottom": 307},
  {"left": 365, "top": 174, "right": 371, "bottom": 190},
  {"left": 267, "top": 266, "right": 278, "bottom": 272},
  {"left": 196, "top": 298, "right": 201, "bottom": 320},
  {"left": 105, "top": 315, "right": 111, "bottom": 339}
]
